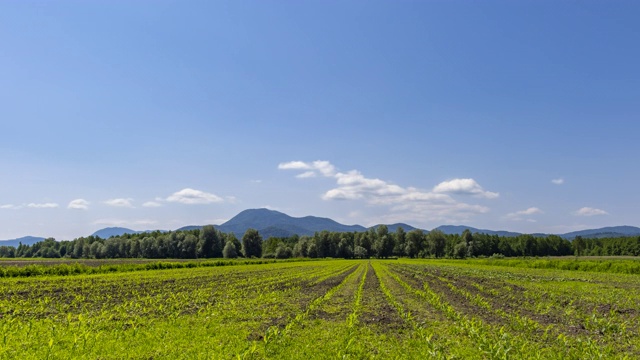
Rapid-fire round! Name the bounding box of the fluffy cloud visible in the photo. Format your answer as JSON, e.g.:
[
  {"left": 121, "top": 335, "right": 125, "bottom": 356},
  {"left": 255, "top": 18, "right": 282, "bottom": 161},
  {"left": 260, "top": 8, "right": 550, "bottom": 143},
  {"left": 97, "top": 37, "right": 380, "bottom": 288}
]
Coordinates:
[
  {"left": 296, "top": 171, "right": 317, "bottom": 179},
  {"left": 166, "top": 188, "right": 223, "bottom": 204},
  {"left": 506, "top": 207, "right": 543, "bottom": 221},
  {"left": 433, "top": 178, "right": 499, "bottom": 199},
  {"left": 27, "top": 203, "right": 59, "bottom": 209},
  {"left": 574, "top": 207, "right": 608, "bottom": 216},
  {"left": 278, "top": 160, "right": 336, "bottom": 177},
  {"left": 68, "top": 199, "right": 90, "bottom": 210},
  {"left": 279, "top": 160, "right": 498, "bottom": 224},
  {"left": 142, "top": 201, "right": 163, "bottom": 208},
  {"left": 104, "top": 198, "right": 134, "bottom": 208},
  {"left": 0, "top": 204, "right": 19, "bottom": 209},
  {"left": 551, "top": 178, "right": 565, "bottom": 185}
]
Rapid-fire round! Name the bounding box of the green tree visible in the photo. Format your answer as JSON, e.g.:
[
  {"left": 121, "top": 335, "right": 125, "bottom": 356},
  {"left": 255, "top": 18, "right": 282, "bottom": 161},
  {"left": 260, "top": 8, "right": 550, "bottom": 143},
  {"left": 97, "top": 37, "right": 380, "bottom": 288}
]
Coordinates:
[
  {"left": 354, "top": 245, "right": 368, "bottom": 259},
  {"left": 198, "top": 225, "right": 218, "bottom": 258},
  {"left": 405, "top": 230, "right": 425, "bottom": 258},
  {"left": 181, "top": 234, "right": 198, "bottom": 258},
  {"left": 275, "top": 244, "right": 293, "bottom": 259},
  {"left": 428, "top": 229, "right": 446, "bottom": 258},
  {"left": 223, "top": 241, "right": 238, "bottom": 258},
  {"left": 241, "top": 229, "right": 262, "bottom": 258},
  {"left": 393, "top": 227, "right": 406, "bottom": 257},
  {"left": 225, "top": 233, "right": 242, "bottom": 256},
  {"left": 573, "top": 236, "right": 586, "bottom": 256}
]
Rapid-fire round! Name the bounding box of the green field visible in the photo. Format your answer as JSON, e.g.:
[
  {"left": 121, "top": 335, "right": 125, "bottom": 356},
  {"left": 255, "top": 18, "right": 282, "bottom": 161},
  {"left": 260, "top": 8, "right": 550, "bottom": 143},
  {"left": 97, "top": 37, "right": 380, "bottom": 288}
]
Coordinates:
[{"left": 1, "top": 259, "right": 638, "bottom": 359}]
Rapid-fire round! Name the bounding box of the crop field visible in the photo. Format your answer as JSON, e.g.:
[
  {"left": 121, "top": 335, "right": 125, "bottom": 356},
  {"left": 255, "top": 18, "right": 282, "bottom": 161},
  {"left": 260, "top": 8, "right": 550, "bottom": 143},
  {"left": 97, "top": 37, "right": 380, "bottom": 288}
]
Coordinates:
[{"left": 0, "top": 259, "right": 639, "bottom": 359}]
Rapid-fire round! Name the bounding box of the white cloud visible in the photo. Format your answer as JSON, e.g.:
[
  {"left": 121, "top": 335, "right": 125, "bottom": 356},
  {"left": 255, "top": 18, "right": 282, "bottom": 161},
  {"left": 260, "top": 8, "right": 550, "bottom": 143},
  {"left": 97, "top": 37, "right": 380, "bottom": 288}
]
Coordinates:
[
  {"left": 433, "top": 178, "right": 499, "bottom": 199},
  {"left": 166, "top": 188, "right": 223, "bottom": 204},
  {"left": 0, "top": 204, "right": 19, "bottom": 209},
  {"left": 551, "top": 178, "right": 564, "bottom": 185},
  {"left": 506, "top": 207, "right": 543, "bottom": 221},
  {"left": 515, "top": 207, "right": 543, "bottom": 216},
  {"left": 104, "top": 198, "right": 134, "bottom": 208},
  {"left": 279, "top": 160, "right": 496, "bottom": 224},
  {"left": 574, "top": 207, "right": 608, "bottom": 216},
  {"left": 27, "top": 203, "right": 59, "bottom": 209},
  {"left": 142, "top": 201, "right": 163, "bottom": 208},
  {"left": 278, "top": 160, "right": 336, "bottom": 177},
  {"left": 296, "top": 171, "right": 317, "bottom": 179},
  {"left": 278, "top": 161, "right": 311, "bottom": 170},
  {"left": 68, "top": 199, "right": 90, "bottom": 210}
]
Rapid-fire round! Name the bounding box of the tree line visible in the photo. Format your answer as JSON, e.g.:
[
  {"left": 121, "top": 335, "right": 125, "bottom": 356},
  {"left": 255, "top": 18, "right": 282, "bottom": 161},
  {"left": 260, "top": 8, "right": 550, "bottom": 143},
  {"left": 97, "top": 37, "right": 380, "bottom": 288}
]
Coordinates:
[{"left": 0, "top": 225, "right": 639, "bottom": 259}]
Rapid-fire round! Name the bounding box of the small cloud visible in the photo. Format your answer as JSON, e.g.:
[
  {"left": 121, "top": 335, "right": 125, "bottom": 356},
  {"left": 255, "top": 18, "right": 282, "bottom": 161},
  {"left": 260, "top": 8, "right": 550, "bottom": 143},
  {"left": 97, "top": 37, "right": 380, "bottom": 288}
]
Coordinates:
[
  {"left": 27, "top": 203, "right": 59, "bottom": 209},
  {"left": 142, "top": 201, "right": 163, "bottom": 208},
  {"left": 0, "top": 204, "right": 19, "bottom": 209},
  {"left": 278, "top": 160, "right": 336, "bottom": 177},
  {"left": 433, "top": 178, "right": 499, "bottom": 199},
  {"left": 166, "top": 188, "right": 223, "bottom": 204},
  {"left": 104, "top": 198, "right": 134, "bottom": 208},
  {"left": 296, "top": 171, "right": 316, "bottom": 179},
  {"left": 249, "top": 179, "right": 263, "bottom": 183},
  {"left": 506, "top": 207, "right": 543, "bottom": 221},
  {"left": 574, "top": 207, "right": 608, "bottom": 216},
  {"left": 517, "top": 207, "right": 543, "bottom": 216},
  {"left": 68, "top": 199, "right": 90, "bottom": 210},
  {"left": 551, "top": 178, "right": 564, "bottom": 185}
]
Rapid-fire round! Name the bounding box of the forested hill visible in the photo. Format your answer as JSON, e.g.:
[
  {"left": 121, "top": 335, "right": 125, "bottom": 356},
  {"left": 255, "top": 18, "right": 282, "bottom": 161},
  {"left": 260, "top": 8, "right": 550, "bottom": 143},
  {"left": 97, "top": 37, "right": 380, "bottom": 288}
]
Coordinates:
[
  {"left": 5, "top": 208, "right": 640, "bottom": 244},
  {"left": 435, "top": 225, "right": 521, "bottom": 238},
  {"left": 217, "top": 208, "right": 367, "bottom": 238},
  {"left": 0, "top": 236, "right": 45, "bottom": 248}
]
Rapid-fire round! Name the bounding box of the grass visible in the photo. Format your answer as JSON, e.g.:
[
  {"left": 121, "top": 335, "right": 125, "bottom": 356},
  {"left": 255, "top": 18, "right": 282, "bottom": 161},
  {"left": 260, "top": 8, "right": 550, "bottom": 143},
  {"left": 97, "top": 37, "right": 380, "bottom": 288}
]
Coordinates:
[{"left": 0, "top": 258, "right": 638, "bottom": 359}]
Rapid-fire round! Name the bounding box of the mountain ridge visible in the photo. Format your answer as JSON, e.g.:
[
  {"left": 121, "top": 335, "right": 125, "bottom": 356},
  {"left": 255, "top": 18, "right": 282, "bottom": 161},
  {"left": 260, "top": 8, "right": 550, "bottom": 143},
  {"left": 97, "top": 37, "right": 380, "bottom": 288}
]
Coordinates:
[
  {"left": 0, "top": 236, "right": 46, "bottom": 247},
  {"left": 4, "top": 209, "right": 640, "bottom": 244}
]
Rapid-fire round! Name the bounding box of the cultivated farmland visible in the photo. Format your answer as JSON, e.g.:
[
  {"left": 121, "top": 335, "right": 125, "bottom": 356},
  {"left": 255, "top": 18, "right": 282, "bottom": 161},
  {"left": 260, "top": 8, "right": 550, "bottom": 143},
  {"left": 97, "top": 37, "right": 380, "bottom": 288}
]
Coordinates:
[{"left": 0, "top": 259, "right": 638, "bottom": 359}]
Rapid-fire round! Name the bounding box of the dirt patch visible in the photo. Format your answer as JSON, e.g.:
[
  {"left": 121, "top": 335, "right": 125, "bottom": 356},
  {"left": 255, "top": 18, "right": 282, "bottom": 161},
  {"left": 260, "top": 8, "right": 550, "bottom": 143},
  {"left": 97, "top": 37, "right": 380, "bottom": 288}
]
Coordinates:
[{"left": 360, "top": 264, "right": 406, "bottom": 332}]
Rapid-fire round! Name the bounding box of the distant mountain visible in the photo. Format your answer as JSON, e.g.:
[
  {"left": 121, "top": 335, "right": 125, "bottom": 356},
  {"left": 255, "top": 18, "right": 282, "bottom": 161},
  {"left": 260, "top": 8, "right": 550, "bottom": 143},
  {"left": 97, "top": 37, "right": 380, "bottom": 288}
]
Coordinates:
[
  {"left": 435, "top": 225, "right": 522, "bottom": 238},
  {"left": 560, "top": 226, "right": 640, "bottom": 239},
  {"left": 8, "top": 209, "right": 637, "bottom": 245},
  {"left": 92, "top": 227, "right": 137, "bottom": 239},
  {"left": 370, "top": 223, "right": 419, "bottom": 233},
  {"left": 0, "top": 236, "right": 46, "bottom": 247},
  {"left": 217, "top": 208, "right": 367, "bottom": 238},
  {"left": 175, "top": 225, "right": 204, "bottom": 232},
  {"left": 91, "top": 227, "right": 168, "bottom": 239}
]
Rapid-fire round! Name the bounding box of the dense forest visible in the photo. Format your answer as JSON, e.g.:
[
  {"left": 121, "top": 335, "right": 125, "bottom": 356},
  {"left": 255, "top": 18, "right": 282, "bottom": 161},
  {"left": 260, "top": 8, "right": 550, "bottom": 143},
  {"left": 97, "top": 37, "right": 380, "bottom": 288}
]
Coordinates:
[{"left": 1, "top": 225, "right": 639, "bottom": 259}]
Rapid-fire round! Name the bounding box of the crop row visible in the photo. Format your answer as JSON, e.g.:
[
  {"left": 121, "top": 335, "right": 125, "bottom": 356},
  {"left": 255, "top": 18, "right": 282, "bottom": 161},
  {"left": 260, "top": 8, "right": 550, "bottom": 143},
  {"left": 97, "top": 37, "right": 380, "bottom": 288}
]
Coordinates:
[{"left": 1, "top": 259, "right": 638, "bottom": 359}]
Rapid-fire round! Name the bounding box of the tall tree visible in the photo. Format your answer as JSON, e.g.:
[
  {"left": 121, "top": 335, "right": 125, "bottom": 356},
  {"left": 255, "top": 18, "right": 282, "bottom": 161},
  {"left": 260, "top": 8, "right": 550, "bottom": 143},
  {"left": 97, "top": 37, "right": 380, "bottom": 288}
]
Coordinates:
[
  {"left": 405, "top": 230, "right": 425, "bottom": 258},
  {"left": 573, "top": 236, "right": 586, "bottom": 256},
  {"left": 198, "top": 225, "right": 221, "bottom": 258},
  {"left": 428, "top": 229, "right": 446, "bottom": 258},
  {"left": 241, "top": 229, "right": 263, "bottom": 258},
  {"left": 393, "top": 227, "right": 406, "bottom": 257}
]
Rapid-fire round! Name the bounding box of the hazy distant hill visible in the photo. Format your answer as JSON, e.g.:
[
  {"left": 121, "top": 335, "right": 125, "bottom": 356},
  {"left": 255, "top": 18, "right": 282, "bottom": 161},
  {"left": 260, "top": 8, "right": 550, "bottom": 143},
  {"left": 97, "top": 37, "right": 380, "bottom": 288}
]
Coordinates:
[
  {"left": 91, "top": 227, "right": 167, "bottom": 239},
  {"left": 560, "top": 226, "right": 640, "bottom": 239},
  {"left": 435, "top": 225, "right": 522, "bottom": 238},
  {"left": 0, "top": 236, "right": 46, "bottom": 247},
  {"left": 175, "top": 225, "right": 204, "bottom": 232},
  {"left": 92, "top": 227, "right": 138, "bottom": 239},
  {"left": 29, "top": 209, "right": 640, "bottom": 243},
  {"left": 370, "top": 223, "right": 418, "bottom": 233},
  {"left": 217, "top": 208, "right": 367, "bottom": 238}
]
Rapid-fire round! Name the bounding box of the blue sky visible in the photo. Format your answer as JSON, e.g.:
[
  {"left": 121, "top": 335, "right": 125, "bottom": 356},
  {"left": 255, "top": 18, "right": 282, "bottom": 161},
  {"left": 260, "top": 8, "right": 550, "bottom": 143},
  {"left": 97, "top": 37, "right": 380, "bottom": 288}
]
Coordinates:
[{"left": 1, "top": 1, "right": 639, "bottom": 240}]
